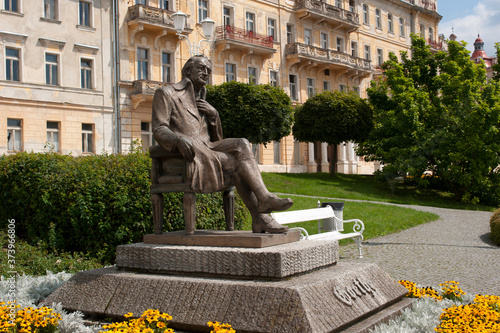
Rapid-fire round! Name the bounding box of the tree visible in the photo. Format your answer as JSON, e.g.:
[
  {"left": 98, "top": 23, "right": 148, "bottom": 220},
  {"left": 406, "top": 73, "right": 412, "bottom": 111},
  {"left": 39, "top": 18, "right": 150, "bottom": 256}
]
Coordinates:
[
  {"left": 357, "top": 35, "right": 500, "bottom": 205},
  {"left": 492, "top": 42, "right": 500, "bottom": 81},
  {"left": 292, "top": 90, "right": 373, "bottom": 145},
  {"left": 206, "top": 81, "right": 293, "bottom": 144}
]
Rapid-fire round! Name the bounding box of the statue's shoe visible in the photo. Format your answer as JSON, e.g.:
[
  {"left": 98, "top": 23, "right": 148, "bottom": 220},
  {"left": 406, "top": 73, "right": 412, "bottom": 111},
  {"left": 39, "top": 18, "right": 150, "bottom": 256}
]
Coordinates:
[
  {"left": 257, "top": 196, "right": 293, "bottom": 214},
  {"left": 252, "top": 214, "right": 289, "bottom": 234}
]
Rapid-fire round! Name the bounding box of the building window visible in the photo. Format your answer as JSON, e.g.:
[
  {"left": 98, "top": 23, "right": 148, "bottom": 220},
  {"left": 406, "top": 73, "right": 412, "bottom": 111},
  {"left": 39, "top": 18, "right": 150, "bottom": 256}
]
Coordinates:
[
  {"left": 287, "top": 24, "right": 293, "bottom": 44},
  {"left": 161, "top": 52, "right": 171, "bottom": 83},
  {"left": 46, "top": 121, "right": 60, "bottom": 152},
  {"left": 336, "top": 37, "right": 344, "bottom": 52},
  {"left": 349, "top": 0, "right": 354, "bottom": 12},
  {"left": 351, "top": 41, "right": 358, "bottom": 57},
  {"left": 289, "top": 74, "right": 298, "bottom": 101},
  {"left": 267, "top": 18, "right": 276, "bottom": 40},
  {"left": 198, "top": 0, "right": 208, "bottom": 22},
  {"left": 335, "top": 0, "right": 341, "bottom": 8},
  {"left": 270, "top": 70, "right": 278, "bottom": 87},
  {"left": 44, "top": 0, "right": 57, "bottom": 19},
  {"left": 7, "top": 119, "right": 22, "bottom": 152},
  {"left": 137, "top": 48, "right": 149, "bottom": 80},
  {"left": 420, "top": 24, "right": 425, "bottom": 38},
  {"left": 82, "top": 123, "right": 94, "bottom": 153},
  {"left": 428, "top": 27, "right": 434, "bottom": 41},
  {"left": 377, "top": 48, "right": 383, "bottom": 66},
  {"left": 307, "top": 78, "right": 315, "bottom": 98},
  {"left": 225, "top": 63, "right": 235, "bottom": 82},
  {"left": 364, "top": 45, "right": 371, "bottom": 60},
  {"left": 248, "top": 66, "right": 258, "bottom": 84},
  {"left": 320, "top": 33, "right": 328, "bottom": 49},
  {"left": 159, "top": 0, "right": 169, "bottom": 10},
  {"left": 245, "top": 12, "right": 255, "bottom": 33},
  {"left": 252, "top": 143, "right": 260, "bottom": 164},
  {"left": 323, "top": 80, "right": 331, "bottom": 91},
  {"left": 273, "top": 141, "right": 281, "bottom": 164},
  {"left": 399, "top": 17, "right": 405, "bottom": 37},
  {"left": 135, "top": 0, "right": 146, "bottom": 4},
  {"left": 6, "top": 47, "right": 20, "bottom": 82},
  {"left": 223, "top": 6, "right": 232, "bottom": 26},
  {"left": 79, "top": 0, "right": 91, "bottom": 27},
  {"left": 375, "top": 9, "right": 381, "bottom": 29},
  {"left": 388, "top": 13, "right": 394, "bottom": 33},
  {"left": 362, "top": 4, "right": 369, "bottom": 25},
  {"left": 304, "top": 29, "right": 312, "bottom": 45},
  {"left": 81, "top": 58, "right": 92, "bottom": 89},
  {"left": 141, "top": 122, "right": 154, "bottom": 152},
  {"left": 4, "top": 0, "right": 18, "bottom": 12},
  {"left": 339, "top": 84, "right": 346, "bottom": 92},
  {"left": 45, "top": 53, "right": 58, "bottom": 86}
]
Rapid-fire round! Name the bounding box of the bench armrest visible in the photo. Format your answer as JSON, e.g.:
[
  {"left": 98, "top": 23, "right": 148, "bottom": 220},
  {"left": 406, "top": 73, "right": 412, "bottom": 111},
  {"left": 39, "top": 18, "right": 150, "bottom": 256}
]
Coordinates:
[{"left": 334, "top": 217, "right": 365, "bottom": 234}]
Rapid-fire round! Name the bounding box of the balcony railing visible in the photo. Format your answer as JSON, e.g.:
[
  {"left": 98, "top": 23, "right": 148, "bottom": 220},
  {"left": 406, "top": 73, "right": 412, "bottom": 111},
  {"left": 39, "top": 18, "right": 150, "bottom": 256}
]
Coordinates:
[
  {"left": 295, "top": 0, "right": 359, "bottom": 25},
  {"left": 427, "top": 39, "right": 444, "bottom": 50},
  {"left": 215, "top": 25, "right": 274, "bottom": 48},
  {"left": 127, "top": 4, "right": 190, "bottom": 30},
  {"left": 285, "top": 43, "right": 372, "bottom": 71}
]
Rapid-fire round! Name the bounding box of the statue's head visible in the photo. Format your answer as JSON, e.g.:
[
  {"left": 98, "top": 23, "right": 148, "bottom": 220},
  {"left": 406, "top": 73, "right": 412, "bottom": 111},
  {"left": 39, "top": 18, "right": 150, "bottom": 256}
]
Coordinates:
[{"left": 182, "top": 55, "right": 212, "bottom": 89}]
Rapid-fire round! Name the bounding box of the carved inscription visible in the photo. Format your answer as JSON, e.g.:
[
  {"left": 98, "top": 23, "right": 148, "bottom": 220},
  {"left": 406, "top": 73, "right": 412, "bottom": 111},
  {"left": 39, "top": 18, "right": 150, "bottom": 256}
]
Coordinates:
[{"left": 333, "top": 278, "right": 376, "bottom": 306}]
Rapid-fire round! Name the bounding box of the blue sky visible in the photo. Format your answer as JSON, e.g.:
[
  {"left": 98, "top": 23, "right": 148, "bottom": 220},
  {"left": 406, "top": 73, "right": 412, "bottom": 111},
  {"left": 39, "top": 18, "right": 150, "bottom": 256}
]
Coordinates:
[{"left": 438, "top": 0, "right": 499, "bottom": 58}]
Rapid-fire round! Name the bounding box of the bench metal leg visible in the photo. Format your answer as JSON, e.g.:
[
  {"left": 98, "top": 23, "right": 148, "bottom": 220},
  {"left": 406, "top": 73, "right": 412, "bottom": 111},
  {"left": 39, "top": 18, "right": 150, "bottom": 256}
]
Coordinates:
[
  {"left": 184, "top": 193, "right": 196, "bottom": 235},
  {"left": 151, "top": 193, "right": 164, "bottom": 235},
  {"left": 354, "top": 236, "right": 363, "bottom": 259},
  {"left": 223, "top": 189, "right": 235, "bottom": 231}
]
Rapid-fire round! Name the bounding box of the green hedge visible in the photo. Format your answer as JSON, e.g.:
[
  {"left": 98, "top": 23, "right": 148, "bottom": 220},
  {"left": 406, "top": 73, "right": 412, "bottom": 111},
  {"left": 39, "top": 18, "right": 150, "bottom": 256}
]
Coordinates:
[
  {"left": 0, "top": 151, "right": 248, "bottom": 263},
  {"left": 490, "top": 208, "right": 500, "bottom": 246}
]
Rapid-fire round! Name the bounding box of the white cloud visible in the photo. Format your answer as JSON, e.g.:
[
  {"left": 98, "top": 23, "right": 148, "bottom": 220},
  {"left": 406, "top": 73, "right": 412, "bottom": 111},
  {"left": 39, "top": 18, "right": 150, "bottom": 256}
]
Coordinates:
[{"left": 439, "top": 0, "right": 500, "bottom": 57}]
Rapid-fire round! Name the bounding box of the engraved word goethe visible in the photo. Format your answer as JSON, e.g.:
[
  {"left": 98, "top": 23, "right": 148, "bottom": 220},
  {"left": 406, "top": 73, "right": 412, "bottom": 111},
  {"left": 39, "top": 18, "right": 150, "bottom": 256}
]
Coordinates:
[{"left": 333, "top": 278, "right": 377, "bottom": 306}]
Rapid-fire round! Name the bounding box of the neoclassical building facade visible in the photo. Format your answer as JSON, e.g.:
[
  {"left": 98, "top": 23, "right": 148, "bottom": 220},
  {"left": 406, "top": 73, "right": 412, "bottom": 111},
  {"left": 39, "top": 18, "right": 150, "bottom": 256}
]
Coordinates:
[{"left": 1, "top": 0, "right": 443, "bottom": 174}]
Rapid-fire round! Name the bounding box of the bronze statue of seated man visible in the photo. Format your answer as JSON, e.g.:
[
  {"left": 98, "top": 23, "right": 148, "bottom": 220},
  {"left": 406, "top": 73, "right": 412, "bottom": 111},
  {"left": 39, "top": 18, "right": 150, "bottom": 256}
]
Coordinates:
[{"left": 152, "top": 55, "right": 293, "bottom": 233}]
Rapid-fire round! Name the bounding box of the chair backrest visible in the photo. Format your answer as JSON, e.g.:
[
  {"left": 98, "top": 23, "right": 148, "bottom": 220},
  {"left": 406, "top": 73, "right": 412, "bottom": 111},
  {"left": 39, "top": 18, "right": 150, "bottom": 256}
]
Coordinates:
[{"left": 271, "top": 206, "right": 335, "bottom": 225}]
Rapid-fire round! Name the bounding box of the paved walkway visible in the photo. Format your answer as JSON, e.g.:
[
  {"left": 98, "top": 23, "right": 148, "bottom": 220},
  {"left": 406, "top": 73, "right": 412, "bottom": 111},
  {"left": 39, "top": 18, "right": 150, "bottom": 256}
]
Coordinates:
[{"left": 276, "top": 194, "right": 500, "bottom": 296}]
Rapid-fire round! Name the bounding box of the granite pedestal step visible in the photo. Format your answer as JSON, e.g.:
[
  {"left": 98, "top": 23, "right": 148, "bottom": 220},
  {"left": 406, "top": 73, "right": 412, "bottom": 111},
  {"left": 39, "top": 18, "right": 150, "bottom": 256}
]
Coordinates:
[
  {"left": 116, "top": 239, "right": 339, "bottom": 280},
  {"left": 44, "top": 262, "right": 408, "bottom": 333}
]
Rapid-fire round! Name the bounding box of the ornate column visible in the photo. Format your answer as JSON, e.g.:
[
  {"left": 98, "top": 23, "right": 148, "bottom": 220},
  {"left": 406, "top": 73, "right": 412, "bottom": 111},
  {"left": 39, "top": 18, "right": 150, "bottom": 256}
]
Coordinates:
[
  {"left": 336, "top": 142, "right": 349, "bottom": 174},
  {"left": 348, "top": 142, "right": 359, "bottom": 174},
  {"left": 307, "top": 142, "right": 317, "bottom": 173},
  {"left": 320, "top": 142, "right": 329, "bottom": 172}
]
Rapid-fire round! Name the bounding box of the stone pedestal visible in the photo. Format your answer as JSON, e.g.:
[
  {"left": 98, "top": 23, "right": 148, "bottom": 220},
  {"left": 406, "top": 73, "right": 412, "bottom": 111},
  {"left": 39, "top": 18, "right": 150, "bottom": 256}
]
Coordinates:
[{"left": 45, "top": 237, "right": 409, "bottom": 333}]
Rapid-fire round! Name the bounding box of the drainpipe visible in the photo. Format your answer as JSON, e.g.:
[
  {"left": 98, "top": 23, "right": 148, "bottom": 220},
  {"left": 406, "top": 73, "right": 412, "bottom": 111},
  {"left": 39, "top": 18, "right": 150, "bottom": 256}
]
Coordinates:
[{"left": 112, "top": 0, "right": 122, "bottom": 154}]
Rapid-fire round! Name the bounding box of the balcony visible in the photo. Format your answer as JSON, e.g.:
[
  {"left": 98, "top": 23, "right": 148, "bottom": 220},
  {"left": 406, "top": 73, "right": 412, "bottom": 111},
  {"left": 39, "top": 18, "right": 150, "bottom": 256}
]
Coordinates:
[
  {"left": 285, "top": 43, "right": 372, "bottom": 74},
  {"left": 295, "top": 0, "right": 360, "bottom": 32},
  {"left": 214, "top": 25, "right": 276, "bottom": 58},
  {"left": 127, "top": 4, "right": 192, "bottom": 45},
  {"left": 427, "top": 39, "right": 445, "bottom": 51},
  {"left": 129, "top": 80, "right": 171, "bottom": 109}
]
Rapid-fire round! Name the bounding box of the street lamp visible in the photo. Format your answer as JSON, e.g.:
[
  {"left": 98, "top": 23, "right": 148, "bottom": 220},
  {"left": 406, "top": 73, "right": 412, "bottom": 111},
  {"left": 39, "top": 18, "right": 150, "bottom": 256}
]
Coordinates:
[{"left": 172, "top": 11, "right": 215, "bottom": 57}]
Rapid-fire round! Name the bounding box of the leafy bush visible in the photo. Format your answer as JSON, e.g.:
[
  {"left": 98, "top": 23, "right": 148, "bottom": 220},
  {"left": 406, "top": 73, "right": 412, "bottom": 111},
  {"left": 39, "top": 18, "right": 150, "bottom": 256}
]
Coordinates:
[
  {"left": 0, "top": 152, "right": 248, "bottom": 263},
  {"left": 490, "top": 208, "right": 500, "bottom": 245}
]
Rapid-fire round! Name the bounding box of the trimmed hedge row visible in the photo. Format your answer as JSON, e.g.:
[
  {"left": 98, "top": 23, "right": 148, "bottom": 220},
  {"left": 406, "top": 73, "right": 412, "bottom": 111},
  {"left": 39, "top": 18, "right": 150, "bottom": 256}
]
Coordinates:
[
  {"left": 0, "top": 151, "right": 248, "bottom": 263},
  {"left": 490, "top": 208, "right": 500, "bottom": 246}
]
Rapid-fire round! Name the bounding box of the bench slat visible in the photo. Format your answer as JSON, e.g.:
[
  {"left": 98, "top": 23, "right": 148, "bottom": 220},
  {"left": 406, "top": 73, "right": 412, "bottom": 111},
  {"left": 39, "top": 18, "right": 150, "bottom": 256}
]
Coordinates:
[{"left": 308, "top": 232, "right": 362, "bottom": 241}]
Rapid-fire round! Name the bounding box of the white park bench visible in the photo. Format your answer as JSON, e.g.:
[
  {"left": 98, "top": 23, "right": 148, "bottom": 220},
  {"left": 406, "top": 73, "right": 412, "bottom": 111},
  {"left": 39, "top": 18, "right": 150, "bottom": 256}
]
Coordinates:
[{"left": 271, "top": 205, "right": 365, "bottom": 258}]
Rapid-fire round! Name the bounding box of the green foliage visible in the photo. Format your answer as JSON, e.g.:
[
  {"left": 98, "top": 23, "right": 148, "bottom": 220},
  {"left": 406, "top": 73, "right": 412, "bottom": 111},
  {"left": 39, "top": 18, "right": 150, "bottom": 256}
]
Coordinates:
[
  {"left": 206, "top": 81, "right": 294, "bottom": 144},
  {"left": 358, "top": 35, "right": 500, "bottom": 205},
  {"left": 490, "top": 208, "right": 500, "bottom": 245},
  {"left": 0, "top": 152, "right": 248, "bottom": 263},
  {"left": 492, "top": 42, "right": 500, "bottom": 81},
  {"left": 292, "top": 90, "right": 373, "bottom": 145}
]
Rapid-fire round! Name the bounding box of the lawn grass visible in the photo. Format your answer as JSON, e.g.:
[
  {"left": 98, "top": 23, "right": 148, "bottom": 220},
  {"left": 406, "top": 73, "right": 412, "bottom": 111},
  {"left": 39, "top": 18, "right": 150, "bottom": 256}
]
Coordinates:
[{"left": 262, "top": 172, "right": 496, "bottom": 211}]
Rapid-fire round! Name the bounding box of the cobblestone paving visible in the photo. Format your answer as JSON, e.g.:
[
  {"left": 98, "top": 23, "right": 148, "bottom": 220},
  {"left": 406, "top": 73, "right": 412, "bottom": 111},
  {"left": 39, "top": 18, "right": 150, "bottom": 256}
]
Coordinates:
[{"left": 339, "top": 204, "right": 499, "bottom": 296}]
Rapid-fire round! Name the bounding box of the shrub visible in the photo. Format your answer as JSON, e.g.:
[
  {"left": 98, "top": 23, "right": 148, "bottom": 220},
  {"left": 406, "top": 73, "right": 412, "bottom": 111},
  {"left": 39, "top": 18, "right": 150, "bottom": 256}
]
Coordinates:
[
  {"left": 490, "top": 208, "right": 500, "bottom": 245},
  {"left": 0, "top": 152, "right": 249, "bottom": 263}
]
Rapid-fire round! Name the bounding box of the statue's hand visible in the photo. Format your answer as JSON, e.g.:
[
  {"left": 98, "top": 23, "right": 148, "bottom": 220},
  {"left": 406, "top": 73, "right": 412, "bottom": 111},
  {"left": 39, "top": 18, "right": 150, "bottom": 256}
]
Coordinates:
[
  {"left": 196, "top": 99, "right": 218, "bottom": 120},
  {"left": 176, "top": 136, "right": 195, "bottom": 162}
]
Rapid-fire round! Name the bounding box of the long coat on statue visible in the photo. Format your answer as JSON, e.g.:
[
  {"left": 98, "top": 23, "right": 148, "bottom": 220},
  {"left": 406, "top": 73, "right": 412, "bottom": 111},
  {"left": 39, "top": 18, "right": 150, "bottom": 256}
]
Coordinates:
[{"left": 152, "top": 78, "right": 233, "bottom": 192}]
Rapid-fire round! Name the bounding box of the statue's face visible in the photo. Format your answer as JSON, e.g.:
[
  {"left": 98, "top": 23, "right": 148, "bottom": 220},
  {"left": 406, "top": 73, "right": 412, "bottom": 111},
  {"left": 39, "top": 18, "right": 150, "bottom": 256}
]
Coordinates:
[{"left": 188, "top": 57, "right": 212, "bottom": 89}]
